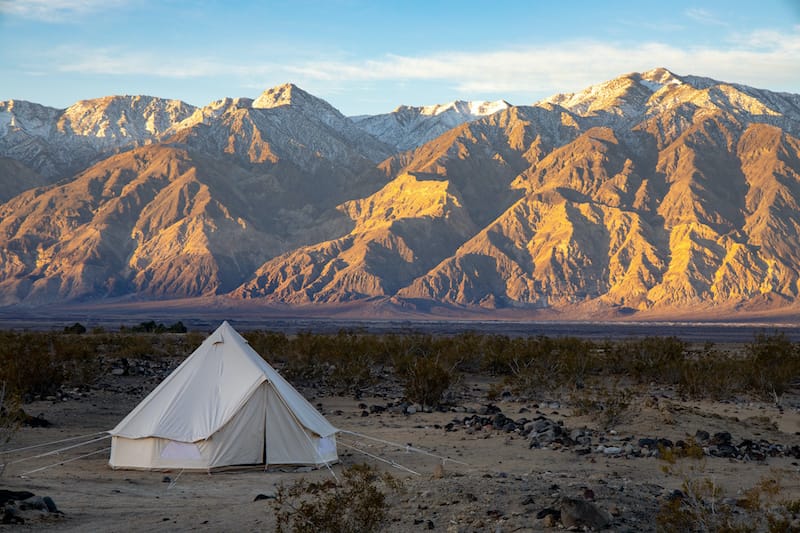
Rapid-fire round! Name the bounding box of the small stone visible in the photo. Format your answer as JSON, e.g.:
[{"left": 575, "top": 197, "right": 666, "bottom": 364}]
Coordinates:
[
  {"left": 432, "top": 463, "right": 445, "bottom": 479},
  {"left": 711, "top": 431, "right": 732, "bottom": 445},
  {"left": 162, "top": 476, "right": 171, "bottom": 483},
  {"left": 406, "top": 406, "right": 417, "bottom": 415},
  {"left": 560, "top": 497, "right": 611, "bottom": 529},
  {"left": 253, "top": 493, "right": 276, "bottom": 501}
]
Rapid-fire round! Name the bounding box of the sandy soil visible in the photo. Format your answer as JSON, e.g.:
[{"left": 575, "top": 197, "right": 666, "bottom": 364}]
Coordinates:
[{"left": 3, "top": 363, "right": 800, "bottom": 532}]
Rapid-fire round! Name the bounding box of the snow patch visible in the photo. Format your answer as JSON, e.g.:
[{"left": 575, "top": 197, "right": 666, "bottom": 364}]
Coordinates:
[{"left": 639, "top": 80, "right": 664, "bottom": 93}]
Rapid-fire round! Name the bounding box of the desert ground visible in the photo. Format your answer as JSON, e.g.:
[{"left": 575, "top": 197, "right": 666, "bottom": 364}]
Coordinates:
[{"left": 3, "top": 345, "right": 800, "bottom": 532}]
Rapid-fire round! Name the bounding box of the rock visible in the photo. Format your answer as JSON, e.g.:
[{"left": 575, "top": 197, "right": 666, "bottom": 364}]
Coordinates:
[
  {"left": 638, "top": 437, "right": 657, "bottom": 449},
  {"left": 111, "top": 367, "right": 125, "bottom": 376},
  {"left": 3, "top": 504, "right": 24, "bottom": 525},
  {"left": 543, "top": 513, "right": 557, "bottom": 527},
  {"left": 253, "top": 493, "right": 276, "bottom": 501},
  {"left": 0, "top": 490, "right": 35, "bottom": 505},
  {"left": 711, "top": 431, "right": 732, "bottom": 446},
  {"left": 42, "top": 496, "right": 59, "bottom": 513},
  {"left": 20, "top": 496, "right": 48, "bottom": 511},
  {"left": 432, "top": 463, "right": 445, "bottom": 479},
  {"left": 521, "top": 494, "right": 536, "bottom": 505},
  {"left": 536, "top": 508, "right": 560, "bottom": 520},
  {"left": 695, "top": 429, "right": 710, "bottom": 442},
  {"left": 406, "top": 405, "right": 417, "bottom": 415},
  {"left": 711, "top": 444, "right": 737, "bottom": 458},
  {"left": 602, "top": 446, "right": 622, "bottom": 455},
  {"left": 560, "top": 497, "right": 611, "bottom": 529},
  {"left": 656, "top": 438, "right": 674, "bottom": 449},
  {"left": 162, "top": 476, "right": 172, "bottom": 483}
]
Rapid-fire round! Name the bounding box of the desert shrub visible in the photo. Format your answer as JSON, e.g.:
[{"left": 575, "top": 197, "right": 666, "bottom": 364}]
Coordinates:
[
  {"left": 63, "top": 322, "right": 86, "bottom": 334},
  {"left": 658, "top": 463, "right": 797, "bottom": 532},
  {"left": 655, "top": 475, "right": 744, "bottom": 533},
  {"left": 678, "top": 347, "right": 743, "bottom": 400},
  {"left": 498, "top": 336, "right": 600, "bottom": 395},
  {"left": 394, "top": 354, "right": 452, "bottom": 406},
  {"left": 743, "top": 331, "right": 800, "bottom": 400},
  {"left": 0, "top": 381, "right": 20, "bottom": 448},
  {"left": 272, "top": 464, "right": 397, "bottom": 533},
  {"left": 610, "top": 336, "right": 686, "bottom": 384},
  {"left": 328, "top": 352, "right": 377, "bottom": 395},
  {"left": 0, "top": 332, "right": 68, "bottom": 397},
  {"left": 569, "top": 381, "right": 635, "bottom": 429}
]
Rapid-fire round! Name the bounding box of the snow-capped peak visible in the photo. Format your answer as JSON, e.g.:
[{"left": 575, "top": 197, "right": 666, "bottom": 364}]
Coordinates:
[
  {"left": 638, "top": 68, "right": 683, "bottom": 92},
  {"left": 252, "top": 83, "right": 318, "bottom": 110},
  {"left": 351, "top": 99, "right": 511, "bottom": 152},
  {"left": 399, "top": 99, "right": 510, "bottom": 118}
]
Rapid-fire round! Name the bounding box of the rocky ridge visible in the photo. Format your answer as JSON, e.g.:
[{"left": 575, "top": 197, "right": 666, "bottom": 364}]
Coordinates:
[
  {"left": 2, "top": 69, "right": 800, "bottom": 314},
  {"left": 351, "top": 99, "right": 510, "bottom": 151}
]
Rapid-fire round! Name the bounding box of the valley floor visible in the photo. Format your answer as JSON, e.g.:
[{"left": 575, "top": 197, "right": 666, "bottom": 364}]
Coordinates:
[{"left": 3, "top": 355, "right": 800, "bottom": 531}]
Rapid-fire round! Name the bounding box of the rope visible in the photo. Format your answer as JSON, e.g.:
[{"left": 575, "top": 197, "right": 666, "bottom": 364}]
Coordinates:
[
  {"left": 0, "top": 431, "right": 108, "bottom": 455},
  {"left": 18, "top": 446, "right": 111, "bottom": 477},
  {"left": 168, "top": 469, "right": 185, "bottom": 489},
  {"left": 1, "top": 434, "right": 111, "bottom": 468},
  {"left": 339, "top": 441, "right": 420, "bottom": 476},
  {"left": 338, "top": 430, "right": 468, "bottom": 466}
]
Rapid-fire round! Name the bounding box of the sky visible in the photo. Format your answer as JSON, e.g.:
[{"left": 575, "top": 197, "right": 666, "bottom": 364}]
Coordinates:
[{"left": 0, "top": 0, "right": 799, "bottom": 116}]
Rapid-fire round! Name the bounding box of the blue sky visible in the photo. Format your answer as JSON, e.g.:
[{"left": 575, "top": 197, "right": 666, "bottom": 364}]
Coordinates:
[{"left": 1, "top": 0, "right": 799, "bottom": 115}]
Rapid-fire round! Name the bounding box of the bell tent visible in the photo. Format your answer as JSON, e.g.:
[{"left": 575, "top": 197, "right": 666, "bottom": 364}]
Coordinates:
[{"left": 108, "top": 321, "right": 338, "bottom": 471}]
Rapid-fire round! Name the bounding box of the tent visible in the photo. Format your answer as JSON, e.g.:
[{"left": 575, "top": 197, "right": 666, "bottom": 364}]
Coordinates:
[{"left": 108, "top": 321, "right": 338, "bottom": 471}]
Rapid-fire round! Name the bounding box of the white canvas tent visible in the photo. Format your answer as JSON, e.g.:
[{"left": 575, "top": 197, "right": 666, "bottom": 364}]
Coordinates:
[{"left": 108, "top": 321, "right": 338, "bottom": 471}]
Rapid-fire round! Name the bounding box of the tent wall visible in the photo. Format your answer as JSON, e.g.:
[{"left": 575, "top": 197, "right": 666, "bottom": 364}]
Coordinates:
[
  {"left": 265, "top": 386, "right": 337, "bottom": 466},
  {"left": 109, "top": 382, "right": 337, "bottom": 470},
  {"left": 109, "top": 385, "right": 268, "bottom": 470}
]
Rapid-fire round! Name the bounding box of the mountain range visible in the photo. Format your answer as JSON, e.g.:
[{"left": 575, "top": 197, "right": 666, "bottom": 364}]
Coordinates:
[{"left": 2, "top": 68, "right": 800, "bottom": 318}]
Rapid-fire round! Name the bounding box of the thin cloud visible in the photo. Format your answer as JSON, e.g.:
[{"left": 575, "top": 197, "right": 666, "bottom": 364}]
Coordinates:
[
  {"left": 684, "top": 8, "right": 728, "bottom": 26},
  {"left": 0, "top": 0, "right": 129, "bottom": 22},
  {"left": 287, "top": 31, "right": 800, "bottom": 97},
  {"left": 51, "top": 29, "right": 800, "bottom": 102}
]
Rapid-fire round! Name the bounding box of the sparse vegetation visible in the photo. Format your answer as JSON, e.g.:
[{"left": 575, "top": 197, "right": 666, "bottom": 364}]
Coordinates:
[
  {"left": 569, "top": 381, "right": 636, "bottom": 429},
  {"left": 272, "top": 464, "right": 399, "bottom": 533},
  {"left": 657, "top": 462, "right": 800, "bottom": 533},
  {"left": 0, "top": 325, "right": 797, "bottom": 413}
]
